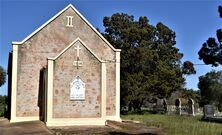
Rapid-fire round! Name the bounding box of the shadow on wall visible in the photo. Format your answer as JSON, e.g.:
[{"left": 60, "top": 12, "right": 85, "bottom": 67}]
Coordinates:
[
  {"left": 5, "top": 52, "right": 12, "bottom": 119},
  {"left": 38, "top": 67, "right": 47, "bottom": 122}
]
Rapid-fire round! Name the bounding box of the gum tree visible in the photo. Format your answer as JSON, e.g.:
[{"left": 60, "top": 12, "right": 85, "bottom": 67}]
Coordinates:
[{"left": 102, "top": 13, "right": 195, "bottom": 111}]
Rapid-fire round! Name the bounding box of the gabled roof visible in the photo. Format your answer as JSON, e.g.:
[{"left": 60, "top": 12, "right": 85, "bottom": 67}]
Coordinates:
[
  {"left": 12, "top": 4, "right": 121, "bottom": 52},
  {"left": 48, "top": 37, "right": 105, "bottom": 63}
]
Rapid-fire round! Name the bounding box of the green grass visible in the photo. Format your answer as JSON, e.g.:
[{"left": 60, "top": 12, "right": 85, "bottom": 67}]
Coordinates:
[{"left": 121, "top": 114, "right": 222, "bottom": 135}]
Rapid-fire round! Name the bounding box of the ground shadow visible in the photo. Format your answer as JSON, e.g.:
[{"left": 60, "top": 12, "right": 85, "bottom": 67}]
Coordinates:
[{"left": 108, "top": 132, "right": 156, "bottom": 135}]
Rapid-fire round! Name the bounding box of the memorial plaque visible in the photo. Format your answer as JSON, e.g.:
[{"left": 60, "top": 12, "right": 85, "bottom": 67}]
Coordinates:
[{"left": 70, "top": 76, "right": 85, "bottom": 100}]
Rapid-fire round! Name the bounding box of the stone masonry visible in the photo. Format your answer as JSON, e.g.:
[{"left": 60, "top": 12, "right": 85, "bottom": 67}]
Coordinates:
[
  {"left": 11, "top": 4, "right": 120, "bottom": 123},
  {"left": 53, "top": 41, "right": 101, "bottom": 118}
]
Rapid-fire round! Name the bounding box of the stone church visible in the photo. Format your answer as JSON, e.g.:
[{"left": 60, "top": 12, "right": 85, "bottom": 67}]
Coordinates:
[{"left": 9, "top": 4, "right": 121, "bottom": 126}]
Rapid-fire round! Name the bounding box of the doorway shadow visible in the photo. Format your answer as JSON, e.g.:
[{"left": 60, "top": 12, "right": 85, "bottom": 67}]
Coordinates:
[{"left": 38, "top": 68, "right": 46, "bottom": 122}]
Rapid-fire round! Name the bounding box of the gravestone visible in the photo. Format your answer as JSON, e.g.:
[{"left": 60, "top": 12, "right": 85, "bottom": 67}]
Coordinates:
[
  {"left": 154, "top": 98, "right": 168, "bottom": 113},
  {"left": 163, "top": 99, "right": 167, "bottom": 113},
  {"left": 188, "top": 98, "right": 195, "bottom": 116},
  {"left": 175, "top": 99, "right": 181, "bottom": 115},
  {"left": 203, "top": 105, "right": 215, "bottom": 118}
]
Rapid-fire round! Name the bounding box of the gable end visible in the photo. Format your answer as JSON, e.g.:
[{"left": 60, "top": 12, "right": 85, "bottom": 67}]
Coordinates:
[
  {"left": 12, "top": 4, "right": 121, "bottom": 52},
  {"left": 48, "top": 37, "right": 105, "bottom": 63}
]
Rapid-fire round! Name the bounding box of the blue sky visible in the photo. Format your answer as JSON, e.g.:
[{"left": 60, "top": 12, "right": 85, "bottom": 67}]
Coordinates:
[{"left": 0, "top": 0, "right": 221, "bottom": 95}]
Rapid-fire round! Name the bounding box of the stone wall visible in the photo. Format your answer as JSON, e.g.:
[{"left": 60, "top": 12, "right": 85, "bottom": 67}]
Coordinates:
[
  {"left": 53, "top": 41, "right": 101, "bottom": 118},
  {"left": 106, "top": 63, "right": 116, "bottom": 116}
]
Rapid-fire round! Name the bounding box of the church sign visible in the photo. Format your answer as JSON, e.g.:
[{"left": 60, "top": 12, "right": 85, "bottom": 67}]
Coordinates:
[{"left": 70, "top": 76, "right": 85, "bottom": 100}]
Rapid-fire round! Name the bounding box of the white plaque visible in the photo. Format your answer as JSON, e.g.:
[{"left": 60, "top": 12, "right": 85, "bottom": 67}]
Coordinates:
[{"left": 70, "top": 76, "right": 85, "bottom": 100}]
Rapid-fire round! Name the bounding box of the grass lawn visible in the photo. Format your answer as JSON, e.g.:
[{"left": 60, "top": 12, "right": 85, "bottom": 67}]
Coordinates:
[{"left": 121, "top": 114, "right": 222, "bottom": 135}]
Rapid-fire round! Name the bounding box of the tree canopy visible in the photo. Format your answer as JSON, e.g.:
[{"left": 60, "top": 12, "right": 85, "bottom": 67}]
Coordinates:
[
  {"left": 198, "top": 70, "right": 222, "bottom": 111},
  {"left": 198, "top": 6, "right": 222, "bottom": 66},
  {"left": 182, "top": 61, "right": 196, "bottom": 75},
  {"left": 102, "top": 13, "right": 195, "bottom": 111},
  {"left": 0, "top": 66, "right": 6, "bottom": 87},
  {"left": 0, "top": 95, "right": 7, "bottom": 117}
]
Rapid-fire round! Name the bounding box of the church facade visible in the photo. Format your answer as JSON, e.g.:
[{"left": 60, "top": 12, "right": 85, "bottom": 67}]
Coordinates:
[{"left": 10, "top": 4, "right": 121, "bottom": 126}]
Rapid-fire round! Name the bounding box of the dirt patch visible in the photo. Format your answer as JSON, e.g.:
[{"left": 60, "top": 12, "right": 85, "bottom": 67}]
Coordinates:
[
  {"left": 0, "top": 118, "right": 52, "bottom": 135},
  {"left": 52, "top": 126, "right": 114, "bottom": 135},
  {"left": 106, "top": 120, "right": 166, "bottom": 135},
  {"left": 50, "top": 120, "right": 166, "bottom": 135},
  {"left": 0, "top": 118, "right": 166, "bottom": 135}
]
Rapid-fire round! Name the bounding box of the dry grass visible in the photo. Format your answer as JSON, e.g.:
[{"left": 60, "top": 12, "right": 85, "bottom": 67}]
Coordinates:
[{"left": 122, "top": 114, "right": 222, "bottom": 135}]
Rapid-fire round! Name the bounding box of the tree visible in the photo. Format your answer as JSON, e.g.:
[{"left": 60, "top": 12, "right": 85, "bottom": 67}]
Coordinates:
[
  {"left": 181, "top": 88, "right": 200, "bottom": 103},
  {"left": 198, "top": 6, "right": 222, "bottom": 66},
  {"left": 102, "top": 13, "right": 195, "bottom": 111},
  {"left": 0, "top": 95, "right": 7, "bottom": 116},
  {"left": 0, "top": 66, "right": 6, "bottom": 87},
  {"left": 182, "top": 61, "right": 196, "bottom": 75},
  {"left": 198, "top": 70, "right": 222, "bottom": 111}
]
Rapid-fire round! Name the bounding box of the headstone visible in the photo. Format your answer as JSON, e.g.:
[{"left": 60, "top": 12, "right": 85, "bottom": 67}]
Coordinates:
[
  {"left": 156, "top": 99, "right": 163, "bottom": 106},
  {"left": 175, "top": 98, "right": 181, "bottom": 115},
  {"left": 154, "top": 98, "right": 163, "bottom": 113},
  {"left": 163, "top": 99, "right": 168, "bottom": 113},
  {"left": 188, "top": 98, "right": 195, "bottom": 116},
  {"left": 204, "top": 105, "right": 215, "bottom": 118},
  {"left": 155, "top": 98, "right": 168, "bottom": 113}
]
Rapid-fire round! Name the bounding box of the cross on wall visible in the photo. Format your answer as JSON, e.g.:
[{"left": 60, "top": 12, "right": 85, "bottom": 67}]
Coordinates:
[
  {"left": 75, "top": 44, "right": 81, "bottom": 58},
  {"left": 73, "top": 44, "right": 83, "bottom": 69}
]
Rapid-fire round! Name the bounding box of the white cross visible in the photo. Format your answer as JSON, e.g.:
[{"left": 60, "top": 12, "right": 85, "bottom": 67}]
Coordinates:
[{"left": 75, "top": 44, "right": 81, "bottom": 58}]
